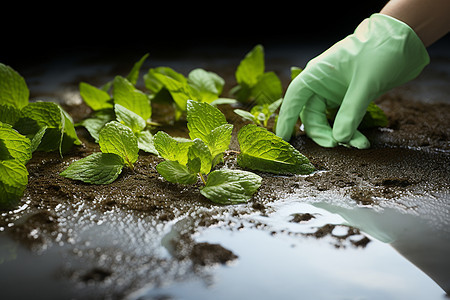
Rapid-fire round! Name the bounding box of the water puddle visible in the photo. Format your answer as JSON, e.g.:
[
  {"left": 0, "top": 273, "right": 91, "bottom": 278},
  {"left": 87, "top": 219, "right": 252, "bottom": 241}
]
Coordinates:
[{"left": 131, "top": 196, "right": 449, "bottom": 300}]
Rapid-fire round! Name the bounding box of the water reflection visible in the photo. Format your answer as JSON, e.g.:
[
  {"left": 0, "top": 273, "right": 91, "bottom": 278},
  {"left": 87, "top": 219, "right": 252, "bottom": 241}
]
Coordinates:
[
  {"left": 134, "top": 196, "right": 448, "bottom": 300},
  {"left": 313, "top": 199, "right": 450, "bottom": 295}
]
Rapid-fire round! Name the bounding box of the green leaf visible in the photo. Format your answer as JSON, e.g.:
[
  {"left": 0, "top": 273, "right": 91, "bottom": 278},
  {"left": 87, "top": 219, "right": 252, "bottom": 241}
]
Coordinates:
[
  {"left": 204, "top": 123, "right": 233, "bottom": 159},
  {"left": 113, "top": 76, "right": 151, "bottom": 121},
  {"left": 0, "top": 159, "right": 28, "bottom": 208},
  {"left": 30, "top": 126, "right": 47, "bottom": 152},
  {"left": 144, "top": 66, "right": 187, "bottom": 94},
  {"left": 153, "top": 131, "right": 193, "bottom": 165},
  {"left": 235, "top": 44, "right": 265, "bottom": 87},
  {"left": 17, "top": 102, "right": 62, "bottom": 135},
  {"left": 237, "top": 124, "right": 315, "bottom": 175},
  {"left": 126, "top": 53, "right": 149, "bottom": 85},
  {"left": 136, "top": 130, "right": 158, "bottom": 155},
  {"left": 251, "top": 71, "right": 282, "bottom": 105},
  {"left": 0, "top": 104, "right": 21, "bottom": 126},
  {"left": 234, "top": 109, "right": 258, "bottom": 124},
  {"left": 79, "top": 82, "right": 113, "bottom": 111},
  {"left": 200, "top": 169, "right": 262, "bottom": 204},
  {"left": 60, "top": 152, "right": 124, "bottom": 184},
  {"left": 186, "top": 100, "right": 227, "bottom": 141},
  {"left": 187, "top": 68, "right": 224, "bottom": 103},
  {"left": 290, "top": 66, "right": 303, "bottom": 80},
  {"left": 114, "top": 104, "right": 146, "bottom": 133},
  {"left": 187, "top": 138, "right": 212, "bottom": 175},
  {"left": 78, "top": 109, "right": 114, "bottom": 142},
  {"left": 0, "top": 63, "right": 29, "bottom": 109},
  {"left": 15, "top": 102, "right": 80, "bottom": 155},
  {"left": 359, "top": 102, "right": 389, "bottom": 129},
  {"left": 0, "top": 126, "right": 32, "bottom": 164},
  {"left": 156, "top": 160, "right": 198, "bottom": 185},
  {"left": 151, "top": 72, "right": 192, "bottom": 111},
  {"left": 99, "top": 121, "right": 139, "bottom": 168}
]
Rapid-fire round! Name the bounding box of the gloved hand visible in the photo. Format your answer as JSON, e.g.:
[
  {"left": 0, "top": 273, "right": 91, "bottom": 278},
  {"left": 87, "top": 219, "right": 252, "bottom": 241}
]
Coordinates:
[{"left": 276, "top": 13, "right": 430, "bottom": 149}]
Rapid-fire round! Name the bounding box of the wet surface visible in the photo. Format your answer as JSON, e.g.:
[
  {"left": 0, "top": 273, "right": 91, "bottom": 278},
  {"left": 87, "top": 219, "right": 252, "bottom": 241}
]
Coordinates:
[{"left": 1, "top": 41, "right": 449, "bottom": 299}]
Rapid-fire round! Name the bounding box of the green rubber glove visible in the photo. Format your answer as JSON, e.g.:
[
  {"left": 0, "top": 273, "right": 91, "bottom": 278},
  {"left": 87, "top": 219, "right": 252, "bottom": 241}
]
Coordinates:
[{"left": 276, "top": 13, "right": 430, "bottom": 149}]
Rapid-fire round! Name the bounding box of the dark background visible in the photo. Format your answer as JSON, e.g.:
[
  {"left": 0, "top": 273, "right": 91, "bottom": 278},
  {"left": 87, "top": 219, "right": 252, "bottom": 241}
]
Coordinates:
[{"left": 2, "top": 1, "right": 395, "bottom": 67}]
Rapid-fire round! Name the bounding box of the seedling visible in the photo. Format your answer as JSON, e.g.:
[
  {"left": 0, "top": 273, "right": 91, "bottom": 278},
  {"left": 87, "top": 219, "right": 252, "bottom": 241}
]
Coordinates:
[
  {"left": 234, "top": 98, "right": 282, "bottom": 130},
  {"left": 230, "top": 44, "right": 283, "bottom": 105},
  {"left": 60, "top": 121, "right": 139, "bottom": 184},
  {"left": 154, "top": 100, "right": 262, "bottom": 204}
]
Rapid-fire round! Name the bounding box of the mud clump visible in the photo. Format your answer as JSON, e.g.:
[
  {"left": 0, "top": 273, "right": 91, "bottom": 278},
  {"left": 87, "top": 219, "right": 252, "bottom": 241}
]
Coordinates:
[{"left": 190, "top": 243, "right": 238, "bottom": 266}]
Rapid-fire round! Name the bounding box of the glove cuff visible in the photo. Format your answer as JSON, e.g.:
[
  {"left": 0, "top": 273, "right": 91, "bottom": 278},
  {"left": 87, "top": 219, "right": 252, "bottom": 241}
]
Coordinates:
[{"left": 369, "top": 13, "right": 430, "bottom": 69}]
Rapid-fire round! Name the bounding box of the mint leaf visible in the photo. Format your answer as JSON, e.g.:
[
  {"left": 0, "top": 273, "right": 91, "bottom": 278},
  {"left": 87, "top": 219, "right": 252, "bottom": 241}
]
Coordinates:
[
  {"left": 78, "top": 109, "right": 114, "bottom": 142},
  {"left": 204, "top": 123, "right": 233, "bottom": 160},
  {"left": 0, "top": 63, "right": 29, "bottom": 109},
  {"left": 290, "top": 66, "right": 303, "bottom": 80},
  {"left": 60, "top": 152, "right": 124, "bottom": 184},
  {"left": 0, "top": 126, "right": 32, "bottom": 164},
  {"left": 15, "top": 102, "right": 80, "bottom": 155},
  {"left": 99, "top": 121, "right": 139, "bottom": 168},
  {"left": 186, "top": 100, "right": 227, "bottom": 141},
  {"left": 113, "top": 76, "right": 151, "bottom": 121},
  {"left": 153, "top": 131, "right": 193, "bottom": 165},
  {"left": 30, "top": 126, "right": 47, "bottom": 152},
  {"left": 0, "top": 159, "right": 28, "bottom": 208},
  {"left": 114, "top": 104, "right": 146, "bottom": 133},
  {"left": 187, "top": 138, "right": 212, "bottom": 175},
  {"left": 137, "top": 130, "right": 158, "bottom": 155},
  {"left": 235, "top": 44, "right": 264, "bottom": 87},
  {"left": 237, "top": 124, "right": 315, "bottom": 175},
  {"left": 251, "top": 71, "right": 282, "bottom": 105},
  {"left": 79, "top": 82, "right": 113, "bottom": 111},
  {"left": 359, "top": 102, "right": 389, "bottom": 129},
  {"left": 234, "top": 109, "right": 258, "bottom": 124},
  {"left": 156, "top": 160, "right": 198, "bottom": 184},
  {"left": 0, "top": 104, "right": 21, "bottom": 125},
  {"left": 200, "top": 169, "right": 262, "bottom": 204},
  {"left": 126, "top": 53, "right": 149, "bottom": 85},
  {"left": 187, "top": 68, "right": 225, "bottom": 103},
  {"left": 151, "top": 72, "right": 193, "bottom": 111},
  {"left": 144, "top": 66, "right": 187, "bottom": 94}
]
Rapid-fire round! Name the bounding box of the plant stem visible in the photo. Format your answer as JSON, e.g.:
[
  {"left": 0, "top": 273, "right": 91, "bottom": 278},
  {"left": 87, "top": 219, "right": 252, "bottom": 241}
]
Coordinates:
[{"left": 199, "top": 173, "right": 206, "bottom": 185}]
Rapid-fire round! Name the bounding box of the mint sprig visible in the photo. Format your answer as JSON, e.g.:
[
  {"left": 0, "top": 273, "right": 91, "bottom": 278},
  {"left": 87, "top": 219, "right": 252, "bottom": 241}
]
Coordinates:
[
  {"left": 154, "top": 100, "right": 262, "bottom": 204},
  {"left": 61, "top": 121, "right": 139, "bottom": 184}
]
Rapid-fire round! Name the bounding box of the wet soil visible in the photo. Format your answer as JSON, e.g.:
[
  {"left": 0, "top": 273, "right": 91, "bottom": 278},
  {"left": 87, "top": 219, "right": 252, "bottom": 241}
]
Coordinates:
[{"left": 1, "top": 51, "right": 449, "bottom": 299}]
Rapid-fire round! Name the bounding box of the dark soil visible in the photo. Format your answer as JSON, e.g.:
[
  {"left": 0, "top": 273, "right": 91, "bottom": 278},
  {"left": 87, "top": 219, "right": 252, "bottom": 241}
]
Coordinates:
[{"left": 1, "top": 51, "right": 449, "bottom": 299}]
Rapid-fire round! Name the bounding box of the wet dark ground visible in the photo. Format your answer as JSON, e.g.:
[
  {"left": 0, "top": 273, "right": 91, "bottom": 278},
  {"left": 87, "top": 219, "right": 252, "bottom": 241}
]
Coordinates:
[{"left": 0, "top": 38, "right": 449, "bottom": 299}]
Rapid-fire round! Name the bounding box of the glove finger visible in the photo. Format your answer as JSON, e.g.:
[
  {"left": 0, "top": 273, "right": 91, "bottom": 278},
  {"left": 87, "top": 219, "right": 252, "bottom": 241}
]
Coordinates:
[
  {"left": 332, "top": 80, "right": 375, "bottom": 144},
  {"left": 301, "top": 95, "right": 338, "bottom": 148},
  {"left": 346, "top": 130, "right": 370, "bottom": 149},
  {"left": 276, "top": 77, "right": 314, "bottom": 141}
]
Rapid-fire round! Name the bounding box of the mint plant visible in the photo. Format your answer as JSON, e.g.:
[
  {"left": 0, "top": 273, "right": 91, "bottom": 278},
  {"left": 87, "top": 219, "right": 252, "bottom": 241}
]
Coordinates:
[
  {"left": 230, "top": 44, "right": 283, "bottom": 105},
  {"left": 0, "top": 63, "right": 80, "bottom": 208},
  {"left": 154, "top": 100, "right": 262, "bottom": 204},
  {"left": 60, "top": 121, "right": 139, "bottom": 184},
  {"left": 77, "top": 54, "right": 157, "bottom": 155},
  {"left": 234, "top": 98, "right": 282, "bottom": 130}
]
